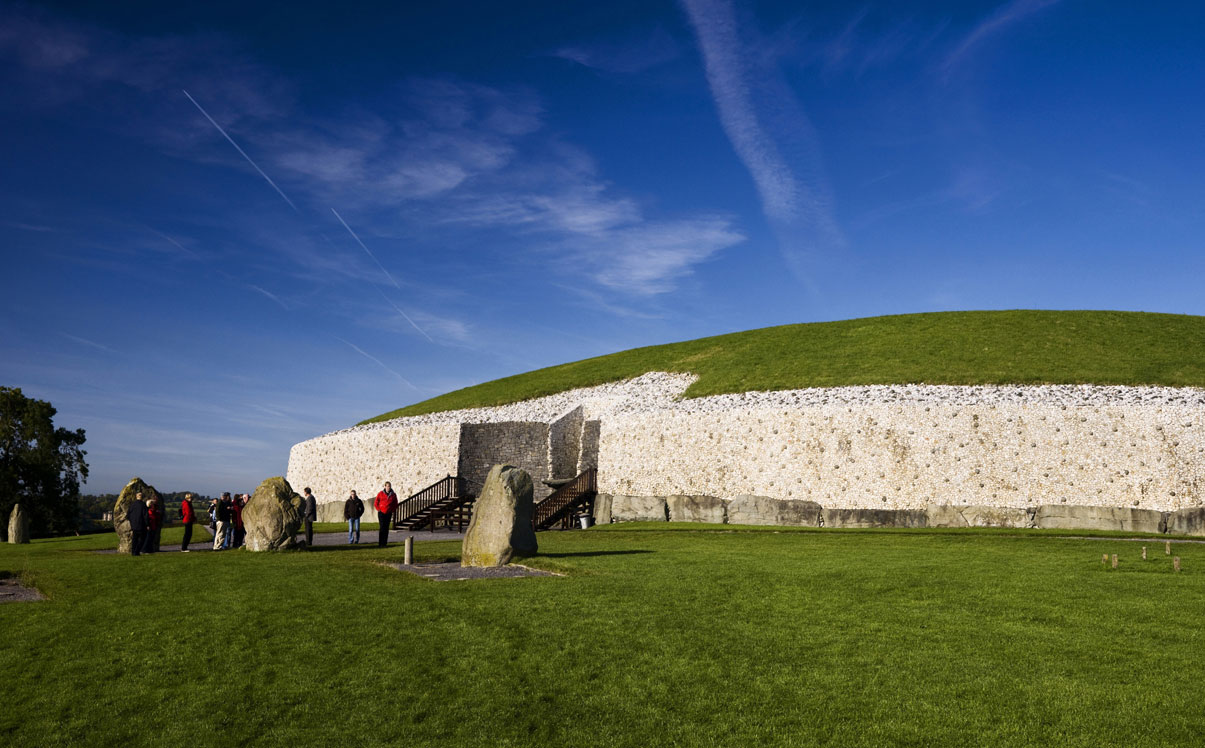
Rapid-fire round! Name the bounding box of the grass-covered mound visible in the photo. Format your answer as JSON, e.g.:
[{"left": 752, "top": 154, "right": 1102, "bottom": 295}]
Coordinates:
[
  {"left": 364, "top": 310, "right": 1205, "bottom": 423},
  {"left": 2, "top": 526, "right": 1203, "bottom": 746}
]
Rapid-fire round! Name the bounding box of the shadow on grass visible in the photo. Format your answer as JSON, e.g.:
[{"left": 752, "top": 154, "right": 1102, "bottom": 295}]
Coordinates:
[{"left": 537, "top": 550, "right": 654, "bottom": 558}]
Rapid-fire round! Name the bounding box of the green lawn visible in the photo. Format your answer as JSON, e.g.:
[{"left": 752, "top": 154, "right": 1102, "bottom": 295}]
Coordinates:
[
  {"left": 362, "top": 310, "right": 1205, "bottom": 423},
  {"left": 2, "top": 525, "right": 1202, "bottom": 747}
]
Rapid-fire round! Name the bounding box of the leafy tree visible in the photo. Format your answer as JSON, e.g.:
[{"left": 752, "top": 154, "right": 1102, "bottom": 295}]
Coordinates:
[{"left": 0, "top": 387, "right": 88, "bottom": 539}]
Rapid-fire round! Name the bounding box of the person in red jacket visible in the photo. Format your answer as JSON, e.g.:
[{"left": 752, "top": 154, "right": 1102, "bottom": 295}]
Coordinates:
[
  {"left": 144, "top": 497, "right": 164, "bottom": 554},
  {"left": 374, "top": 481, "right": 397, "bottom": 548},
  {"left": 180, "top": 493, "right": 195, "bottom": 552}
]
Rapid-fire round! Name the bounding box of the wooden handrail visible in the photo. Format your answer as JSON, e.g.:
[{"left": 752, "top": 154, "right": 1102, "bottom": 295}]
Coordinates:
[
  {"left": 395, "top": 475, "right": 464, "bottom": 527},
  {"left": 533, "top": 469, "right": 597, "bottom": 529}
]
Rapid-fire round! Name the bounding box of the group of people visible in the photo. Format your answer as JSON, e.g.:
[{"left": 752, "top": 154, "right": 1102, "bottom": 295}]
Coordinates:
[
  {"left": 208, "top": 492, "right": 248, "bottom": 551},
  {"left": 124, "top": 490, "right": 168, "bottom": 555},
  {"left": 301, "top": 481, "right": 398, "bottom": 548},
  {"left": 125, "top": 482, "right": 403, "bottom": 554}
]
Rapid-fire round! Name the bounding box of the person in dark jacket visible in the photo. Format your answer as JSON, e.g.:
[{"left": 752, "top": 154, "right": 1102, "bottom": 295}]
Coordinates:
[
  {"left": 302, "top": 488, "right": 317, "bottom": 548},
  {"left": 213, "top": 493, "right": 233, "bottom": 551},
  {"left": 344, "top": 490, "right": 364, "bottom": 544},
  {"left": 180, "top": 493, "right": 194, "bottom": 552},
  {"left": 128, "top": 492, "right": 150, "bottom": 556},
  {"left": 231, "top": 495, "right": 245, "bottom": 548},
  {"left": 374, "top": 482, "right": 397, "bottom": 548}
]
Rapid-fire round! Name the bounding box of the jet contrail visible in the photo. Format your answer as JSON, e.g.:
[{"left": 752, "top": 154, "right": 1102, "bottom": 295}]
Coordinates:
[
  {"left": 182, "top": 89, "right": 299, "bottom": 212},
  {"left": 331, "top": 208, "right": 401, "bottom": 288},
  {"left": 331, "top": 207, "right": 434, "bottom": 343},
  {"left": 335, "top": 336, "right": 418, "bottom": 390}
]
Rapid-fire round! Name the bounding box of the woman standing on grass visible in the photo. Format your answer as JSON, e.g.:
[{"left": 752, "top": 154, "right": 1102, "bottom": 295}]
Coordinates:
[
  {"left": 344, "top": 489, "right": 364, "bottom": 544},
  {"left": 180, "top": 493, "right": 194, "bottom": 552},
  {"left": 374, "top": 482, "right": 397, "bottom": 548}
]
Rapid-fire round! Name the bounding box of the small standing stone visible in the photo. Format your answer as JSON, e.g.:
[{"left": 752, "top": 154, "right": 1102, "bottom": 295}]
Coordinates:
[
  {"left": 404, "top": 536, "right": 413, "bottom": 565},
  {"left": 1102, "top": 553, "right": 1109, "bottom": 565},
  {"left": 1166, "top": 541, "right": 1172, "bottom": 555},
  {"left": 1111, "top": 554, "right": 1119, "bottom": 569},
  {"left": 7, "top": 504, "right": 30, "bottom": 544},
  {"left": 1174, "top": 557, "right": 1181, "bottom": 572},
  {"left": 1141, "top": 546, "right": 1147, "bottom": 560}
]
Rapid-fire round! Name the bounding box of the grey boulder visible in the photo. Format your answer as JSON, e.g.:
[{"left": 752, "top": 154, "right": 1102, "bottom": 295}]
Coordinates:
[
  {"left": 243, "top": 477, "right": 303, "bottom": 551},
  {"left": 462, "top": 465, "right": 537, "bottom": 567}
]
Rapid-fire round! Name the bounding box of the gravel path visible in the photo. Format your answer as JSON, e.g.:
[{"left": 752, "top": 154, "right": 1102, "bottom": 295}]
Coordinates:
[{"left": 0, "top": 577, "right": 44, "bottom": 603}]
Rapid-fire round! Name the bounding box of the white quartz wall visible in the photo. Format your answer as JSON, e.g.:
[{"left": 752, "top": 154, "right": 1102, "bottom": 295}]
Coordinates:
[
  {"left": 598, "top": 402, "right": 1205, "bottom": 511},
  {"left": 285, "top": 422, "right": 461, "bottom": 512}
]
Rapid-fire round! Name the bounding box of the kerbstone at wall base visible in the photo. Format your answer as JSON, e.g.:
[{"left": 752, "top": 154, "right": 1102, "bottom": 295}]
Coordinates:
[
  {"left": 1166, "top": 507, "right": 1205, "bottom": 536},
  {"left": 1033, "top": 505, "right": 1165, "bottom": 533},
  {"left": 823, "top": 508, "right": 928, "bottom": 529},
  {"left": 611, "top": 495, "right": 668, "bottom": 522},
  {"left": 317, "top": 502, "right": 346, "bottom": 523},
  {"left": 593, "top": 493, "right": 613, "bottom": 524},
  {"left": 667, "top": 495, "right": 726, "bottom": 523},
  {"left": 927, "top": 505, "right": 1033, "bottom": 528},
  {"left": 727, "top": 495, "right": 821, "bottom": 527}
]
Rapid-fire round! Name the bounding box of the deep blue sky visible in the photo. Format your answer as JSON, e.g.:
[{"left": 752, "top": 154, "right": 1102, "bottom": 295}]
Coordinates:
[{"left": 2, "top": 0, "right": 1202, "bottom": 495}]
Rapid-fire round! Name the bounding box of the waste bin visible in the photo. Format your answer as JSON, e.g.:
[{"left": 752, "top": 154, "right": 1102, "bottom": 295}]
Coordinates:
[{"left": 577, "top": 514, "right": 594, "bottom": 530}]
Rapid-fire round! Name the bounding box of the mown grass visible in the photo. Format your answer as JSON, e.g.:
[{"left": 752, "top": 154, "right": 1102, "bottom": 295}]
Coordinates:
[
  {"left": 2, "top": 526, "right": 1203, "bottom": 747},
  {"left": 362, "top": 310, "right": 1205, "bottom": 423}
]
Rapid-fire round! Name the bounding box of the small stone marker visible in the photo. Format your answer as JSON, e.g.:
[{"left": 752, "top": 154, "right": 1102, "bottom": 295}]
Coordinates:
[
  {"left": 1142, "top": 546, "right": 1147, "bottom": 560},
  {"left": 404, "top": 536, "right": 413, "bottom": 565},
  {"left": 1174, "top": 557, "right": 1181, "bottom": 572},
  {"left": 1166, "top": 541, "right": 1172, "bottom": 555},
  {"left": 1102, "top": 553, "right": 1109, "bottom": 566},
  {"left": 1111, "top": 554, "right": 1118, "bottom": 569}
]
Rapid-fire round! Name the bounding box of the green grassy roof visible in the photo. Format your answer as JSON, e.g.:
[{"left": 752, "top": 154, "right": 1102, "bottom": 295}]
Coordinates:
[{"left": 360, "top": 310, "right": 1205, "bottom": 424}]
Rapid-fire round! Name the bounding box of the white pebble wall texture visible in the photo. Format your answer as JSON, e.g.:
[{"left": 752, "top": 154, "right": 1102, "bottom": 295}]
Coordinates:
[
  {"left": 285, "top": 422, "right": 461, "bottom": 508},
  {"left": 598, "top": 401, "right": 1205, "bottom": 511}
]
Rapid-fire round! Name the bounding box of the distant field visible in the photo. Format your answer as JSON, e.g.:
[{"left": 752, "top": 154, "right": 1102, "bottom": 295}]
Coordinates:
[
  {"left": 3, "top": 525, "right": 1204, "bottom": 747},
  {"left": 361, "top": 310, "right": 1205, "bottom": 423}
]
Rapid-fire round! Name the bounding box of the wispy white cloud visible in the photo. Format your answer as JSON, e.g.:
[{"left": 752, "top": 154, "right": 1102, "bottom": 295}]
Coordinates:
[
  {"left": 247, "top": 284, "right": 290, "bottom": 310},
  {"left": 552, "top": 27, "right": 682, "bottom": 74},
  {"left": 679, "top": 0, "right": 843, "bottom": 282},
  {"left": 941, "top": 0, "right": 1061, "bottom": 80}
]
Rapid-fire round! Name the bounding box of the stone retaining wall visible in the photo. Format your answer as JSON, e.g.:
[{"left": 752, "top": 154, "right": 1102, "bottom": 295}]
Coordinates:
[
  {"left": 286, "top": 374, "right": 1205, "bottom": 532},
  {"left": 598, "top": 402, "right": 1204, "bottom": 512}
]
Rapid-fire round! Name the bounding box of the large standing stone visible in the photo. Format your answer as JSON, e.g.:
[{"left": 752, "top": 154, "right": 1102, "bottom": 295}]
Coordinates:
[
  {"left": 462, "top": 465, "right": 537, "bottom": 567},
  {"left": 113, "top": 477, "right": 160, "bottom": 554},
  {"left": 7, "top": 504, "right": 30, "bottom": 544},
  {"left": 667, "top": 495, "right": 726, "bottom": 524},
  {"left": 592, "top": 493, "right": 613, "bottom": 525},
  {"left": 610, "top": 495, "right": 669, "bottom": 522},
  {"left": 727, "top": 495, "right": 822, "bottom": 527},
  {"left": 243, "top": 477, "right": 303, "bottom": 552}
]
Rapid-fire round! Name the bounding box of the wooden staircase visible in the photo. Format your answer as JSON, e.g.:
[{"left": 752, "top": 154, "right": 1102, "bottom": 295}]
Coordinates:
[
  {"left": 394, "top": 476, "right": 475, "bottom": 532},
  {"left": 533, "top": 469, "right": 597, "bottom": 530}
]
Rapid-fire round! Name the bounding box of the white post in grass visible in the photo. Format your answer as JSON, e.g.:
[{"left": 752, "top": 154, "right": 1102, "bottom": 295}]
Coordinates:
[{"left": 404, "top": 536, "right": 413, "bottom": 565}]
